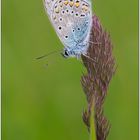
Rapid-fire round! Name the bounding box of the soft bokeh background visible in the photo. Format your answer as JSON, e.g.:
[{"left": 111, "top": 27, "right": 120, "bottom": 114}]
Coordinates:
[{"left": 2, "top": 0, "right": 138, "bottom": 139}]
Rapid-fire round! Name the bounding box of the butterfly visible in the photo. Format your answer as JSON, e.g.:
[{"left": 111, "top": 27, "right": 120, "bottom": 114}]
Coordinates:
[{"left": 43, "top": 0, "right": 92, "bottom": 58}]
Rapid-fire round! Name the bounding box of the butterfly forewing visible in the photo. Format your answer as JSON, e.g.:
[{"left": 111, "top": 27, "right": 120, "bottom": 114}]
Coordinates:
[{"left": 44, "top": 0, "right": 92, "bottom": 48}]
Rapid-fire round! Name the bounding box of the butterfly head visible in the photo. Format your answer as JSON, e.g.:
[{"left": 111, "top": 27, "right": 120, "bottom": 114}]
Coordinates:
[
  {"left": 61, "top": 48, "right": 72, "bottom": 58},
  {"left": 61, "top": 42, "right": 88, "bottom": 58}
]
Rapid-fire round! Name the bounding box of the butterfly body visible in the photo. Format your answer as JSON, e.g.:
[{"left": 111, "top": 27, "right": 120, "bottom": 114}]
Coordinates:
[{"left": 44, "top": 0, "right": 92, "bottom": 58}]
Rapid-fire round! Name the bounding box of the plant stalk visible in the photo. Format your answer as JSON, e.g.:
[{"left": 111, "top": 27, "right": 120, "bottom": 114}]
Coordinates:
[{"left": 90, "top": 103, "right": 96, "bottom": 140}]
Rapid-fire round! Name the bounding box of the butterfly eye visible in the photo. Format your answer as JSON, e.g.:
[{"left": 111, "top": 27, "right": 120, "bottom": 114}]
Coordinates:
[
  {"left": 64, "top": 51, "right": 69, "bottom": 56},
  {"left": 61, "top": 50, "right": 69, "bottom": 58}
]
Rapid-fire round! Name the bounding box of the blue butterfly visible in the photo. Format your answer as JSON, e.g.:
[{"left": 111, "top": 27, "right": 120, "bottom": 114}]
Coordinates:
[{"left": 44, "top": 0, "right": 92, "bottom": 58}]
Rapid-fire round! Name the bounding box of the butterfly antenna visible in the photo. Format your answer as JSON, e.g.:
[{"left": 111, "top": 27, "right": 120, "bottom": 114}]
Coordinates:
[
  {"left": 36, "top": 49, "right": 62, "bottom": 60},
  {"left": 82, "top": 54, "right": 97, "bottom": 63}
]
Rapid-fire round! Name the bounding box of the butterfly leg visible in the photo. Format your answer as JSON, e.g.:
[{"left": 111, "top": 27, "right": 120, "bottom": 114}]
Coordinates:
[
  {"left": 82, "top": 53, "right": 97, "bottom": 63},
  {"left": 88, "top": 41, "right": 102, "bottom": 46}
]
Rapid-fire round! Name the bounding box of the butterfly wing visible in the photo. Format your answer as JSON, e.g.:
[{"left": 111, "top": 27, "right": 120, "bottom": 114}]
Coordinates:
[
  {"left": 70, "top": 0, "right": 92, "bottom": 43},
  {"left": 44, "top": 0, "right": 92, "bottom": 47}
]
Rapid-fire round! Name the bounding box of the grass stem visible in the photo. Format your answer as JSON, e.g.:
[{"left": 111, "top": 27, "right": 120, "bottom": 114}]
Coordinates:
[{"left": 90, "top": 103, "right": 96, "bottom": 140}]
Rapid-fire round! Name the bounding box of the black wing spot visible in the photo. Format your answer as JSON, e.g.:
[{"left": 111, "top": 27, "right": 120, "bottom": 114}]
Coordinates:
[
  {"left": 81, "top": 14, "right": 85, "bottom": 17},
  {"left": 76, "top": 13, "right": 78, "bottom": 16},
  {"left": 59, "top": 26, "right": 62, "bottom": 30},
  {"left": 65, "top": 36, "right": 68, "bottom": 38}
]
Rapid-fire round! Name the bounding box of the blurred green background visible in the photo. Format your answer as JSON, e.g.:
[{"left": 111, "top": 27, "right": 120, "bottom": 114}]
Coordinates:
[{"left": 2, "top": 0, "right": 138, "bottom": 140}]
